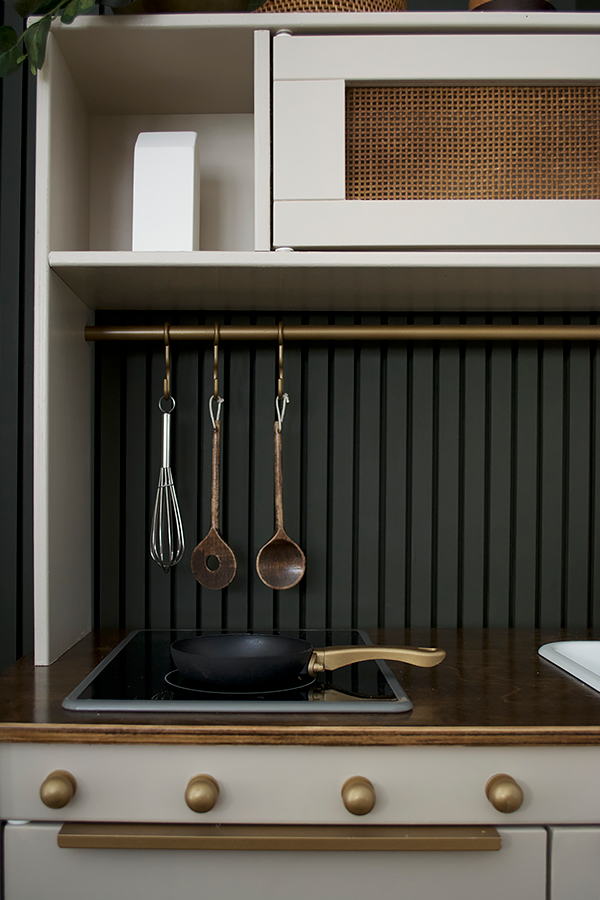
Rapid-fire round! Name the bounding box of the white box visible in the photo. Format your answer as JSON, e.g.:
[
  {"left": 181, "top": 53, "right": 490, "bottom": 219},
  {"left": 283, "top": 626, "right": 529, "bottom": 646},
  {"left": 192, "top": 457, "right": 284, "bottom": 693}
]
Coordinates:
[{"left": 132, "top": 132, "right": 200, "bottom": 251}]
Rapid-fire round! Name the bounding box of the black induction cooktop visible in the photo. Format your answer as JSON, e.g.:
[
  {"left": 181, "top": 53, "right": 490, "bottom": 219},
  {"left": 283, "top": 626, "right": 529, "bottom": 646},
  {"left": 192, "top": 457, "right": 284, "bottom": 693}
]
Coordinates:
[{"left": 63, "top": 629, "right": 412, "bottom": 714}]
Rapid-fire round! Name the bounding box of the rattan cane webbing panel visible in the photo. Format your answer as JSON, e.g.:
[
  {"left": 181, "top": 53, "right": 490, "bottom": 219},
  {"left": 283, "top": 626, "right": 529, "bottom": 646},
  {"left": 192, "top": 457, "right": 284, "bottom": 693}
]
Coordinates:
[
  {"left": 255, "top": 0, "right": 405, "bottom": 11},
  {"left": 346, "top": 85, "right": 600, "bottom": 200}
]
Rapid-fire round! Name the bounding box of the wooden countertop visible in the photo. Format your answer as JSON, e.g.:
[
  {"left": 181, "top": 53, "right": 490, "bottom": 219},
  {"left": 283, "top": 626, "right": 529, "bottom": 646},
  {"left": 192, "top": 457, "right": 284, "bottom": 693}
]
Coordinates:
[{"left": 1, "top": 628, "right": 600, "bottom": 746}]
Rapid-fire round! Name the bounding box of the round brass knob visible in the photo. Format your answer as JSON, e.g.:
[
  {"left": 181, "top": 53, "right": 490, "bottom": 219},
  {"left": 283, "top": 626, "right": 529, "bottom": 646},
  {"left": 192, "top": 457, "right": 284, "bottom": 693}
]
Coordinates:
[
  {"left": 185, "top": 775, "right": 220, "bottom": 813},
  {"left": 40, "top": 770, "right": 77, "bottom": 809},
  {"left": 485, "top": 773, "right": 524, "bottom": 813},
  {"left": 341, "top": 776, "right": 376, "bottom": 816}
]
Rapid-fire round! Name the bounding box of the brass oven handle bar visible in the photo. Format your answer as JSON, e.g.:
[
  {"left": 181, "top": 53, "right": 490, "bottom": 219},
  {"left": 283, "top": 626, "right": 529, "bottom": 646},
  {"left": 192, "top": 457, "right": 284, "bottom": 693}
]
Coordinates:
[
  {"left": 84, "top": 324, "right": 600, "bottom": 343},
  {"left": 57, "top": 823, "right": 501, "bottom": 852},
  {"left": 307, "top": 646, "right": 446, "bottom": 675}
]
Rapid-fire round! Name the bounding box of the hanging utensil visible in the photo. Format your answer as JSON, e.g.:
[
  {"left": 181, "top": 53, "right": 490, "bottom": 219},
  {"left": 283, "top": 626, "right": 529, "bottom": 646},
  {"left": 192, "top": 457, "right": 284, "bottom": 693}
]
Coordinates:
[
  {"left": 171, "top": 633, "right": 446, "bottom": 691},
  {"left": 191, "top": 326, "right": 237, "bottom": 590},
  {"left": 256, "top": 325, "right": 306, "bottom": 590},
  {"left": 150, "top": 324, "right": 185, "bottom": 573}
]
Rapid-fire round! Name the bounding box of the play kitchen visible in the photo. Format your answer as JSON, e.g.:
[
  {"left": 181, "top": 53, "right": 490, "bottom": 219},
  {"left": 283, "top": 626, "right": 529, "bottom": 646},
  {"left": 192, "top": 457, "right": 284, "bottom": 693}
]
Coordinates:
[{"left": 4, "top": 9, "right": 600, "bottom": 900}]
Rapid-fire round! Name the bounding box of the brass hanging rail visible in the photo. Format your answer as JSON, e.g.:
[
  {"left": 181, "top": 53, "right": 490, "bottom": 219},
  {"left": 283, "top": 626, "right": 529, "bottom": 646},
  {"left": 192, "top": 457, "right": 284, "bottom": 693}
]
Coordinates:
[{"left": 85, "top": 324, "right": 600, "bottom": 342}]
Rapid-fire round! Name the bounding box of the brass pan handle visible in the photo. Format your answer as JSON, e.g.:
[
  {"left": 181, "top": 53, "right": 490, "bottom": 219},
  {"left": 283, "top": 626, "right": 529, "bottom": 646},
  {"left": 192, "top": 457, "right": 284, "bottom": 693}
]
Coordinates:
[{"left": 308, "top": 646, "right": 445, "bottom": 676}]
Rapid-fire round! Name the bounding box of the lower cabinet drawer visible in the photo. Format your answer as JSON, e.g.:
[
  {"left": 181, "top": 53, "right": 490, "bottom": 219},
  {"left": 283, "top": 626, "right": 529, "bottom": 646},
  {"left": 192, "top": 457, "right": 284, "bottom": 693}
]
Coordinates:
[
  {"left": 4, "top": 822, "right": 546, "bottom": 900},
  {"left": 549, "top": 826, "right": 600, "bottom": 900}
]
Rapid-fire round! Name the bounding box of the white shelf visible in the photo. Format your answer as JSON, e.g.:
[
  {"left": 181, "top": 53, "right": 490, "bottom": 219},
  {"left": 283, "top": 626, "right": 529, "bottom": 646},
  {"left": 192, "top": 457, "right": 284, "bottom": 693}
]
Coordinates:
[{"left": 50, "top": 250, "right": 600, "bottom": 311}]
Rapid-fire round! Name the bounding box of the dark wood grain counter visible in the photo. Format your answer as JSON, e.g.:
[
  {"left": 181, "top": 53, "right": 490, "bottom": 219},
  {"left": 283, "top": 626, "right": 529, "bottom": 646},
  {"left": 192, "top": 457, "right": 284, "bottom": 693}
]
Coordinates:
[{"left": 1, "top": 629, "right": 600, "bottom": 746}]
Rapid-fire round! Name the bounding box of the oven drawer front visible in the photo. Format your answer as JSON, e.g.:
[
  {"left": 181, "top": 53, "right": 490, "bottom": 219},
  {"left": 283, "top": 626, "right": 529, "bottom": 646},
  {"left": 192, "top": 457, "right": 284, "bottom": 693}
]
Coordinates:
[
  {"left": 4, "top": 822, "right": 546, "bottom": 900},
  {"left": 272, "top": 33, "right": 600, "bottom": 250}
]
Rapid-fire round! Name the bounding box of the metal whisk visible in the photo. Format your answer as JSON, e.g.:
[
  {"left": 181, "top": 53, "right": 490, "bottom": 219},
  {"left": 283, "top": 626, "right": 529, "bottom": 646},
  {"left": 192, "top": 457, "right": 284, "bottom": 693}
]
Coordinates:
[{"left": 150, "top": 394, "right": 185, "bottom": 572}]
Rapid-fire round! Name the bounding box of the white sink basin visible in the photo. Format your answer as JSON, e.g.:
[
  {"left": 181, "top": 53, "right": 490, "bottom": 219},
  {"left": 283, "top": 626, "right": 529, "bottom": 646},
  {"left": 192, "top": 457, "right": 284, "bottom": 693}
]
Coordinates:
[{"left": 538, "top": 641, "right": 600, "bottom": 693}]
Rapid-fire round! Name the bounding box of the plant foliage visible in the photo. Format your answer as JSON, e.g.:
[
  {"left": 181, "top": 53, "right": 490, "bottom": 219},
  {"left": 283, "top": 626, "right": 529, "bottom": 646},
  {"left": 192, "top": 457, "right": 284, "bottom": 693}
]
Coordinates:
[{"left": 0, "top": 0, "right": 131, "bottom": 76}]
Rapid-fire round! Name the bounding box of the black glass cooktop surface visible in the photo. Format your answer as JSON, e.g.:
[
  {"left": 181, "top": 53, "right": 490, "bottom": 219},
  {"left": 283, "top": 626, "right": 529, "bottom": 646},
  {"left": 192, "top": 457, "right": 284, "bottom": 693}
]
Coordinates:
[{"left": 63, "top": 630, "right": 412, "bottom": 713}]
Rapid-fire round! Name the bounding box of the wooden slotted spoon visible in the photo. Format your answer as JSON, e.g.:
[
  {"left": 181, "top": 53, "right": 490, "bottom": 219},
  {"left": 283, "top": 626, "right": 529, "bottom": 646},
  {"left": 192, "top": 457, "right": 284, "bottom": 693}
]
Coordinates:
[
  {"left": 191, "top": 418, "right": 236, "bottom": 590},
  {"left": 256, "top": 420, "right": 306, "bottom": 590}
]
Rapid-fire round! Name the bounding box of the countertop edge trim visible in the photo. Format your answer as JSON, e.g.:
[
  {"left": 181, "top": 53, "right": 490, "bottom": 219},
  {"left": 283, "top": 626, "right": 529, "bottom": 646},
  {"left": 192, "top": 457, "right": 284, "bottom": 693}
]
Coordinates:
[{"left": 0, "top": 724, "right": 599, "bottom": 746}]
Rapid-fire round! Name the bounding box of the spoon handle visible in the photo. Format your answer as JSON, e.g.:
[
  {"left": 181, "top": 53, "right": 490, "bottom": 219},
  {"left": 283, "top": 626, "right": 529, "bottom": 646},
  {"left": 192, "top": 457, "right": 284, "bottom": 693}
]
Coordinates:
[
  {"left": 274, "top": 422, "right": 285, "bottom": 532},
  {"left": 211, "top": 421, "right": 221, "bottom": 531}
]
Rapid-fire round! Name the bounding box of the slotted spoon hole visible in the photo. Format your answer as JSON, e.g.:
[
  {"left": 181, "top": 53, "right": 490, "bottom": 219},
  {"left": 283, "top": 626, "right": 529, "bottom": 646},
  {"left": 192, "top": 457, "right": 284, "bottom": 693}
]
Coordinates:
[{"left": 206, "top": 555, "right": 220, "bottom": 571}]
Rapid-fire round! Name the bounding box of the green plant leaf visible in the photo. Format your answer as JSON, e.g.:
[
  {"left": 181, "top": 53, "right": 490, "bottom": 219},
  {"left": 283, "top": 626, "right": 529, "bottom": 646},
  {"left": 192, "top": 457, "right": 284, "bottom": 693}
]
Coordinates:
[
  {"left": 60, "top": 0, "right": 94, "bottom": 23},
  {"left": 0, "top": 25, "right": 23, "bottom": 77},
  {"left": 23, "top": 15, "right": 51, "bottom": 72}
]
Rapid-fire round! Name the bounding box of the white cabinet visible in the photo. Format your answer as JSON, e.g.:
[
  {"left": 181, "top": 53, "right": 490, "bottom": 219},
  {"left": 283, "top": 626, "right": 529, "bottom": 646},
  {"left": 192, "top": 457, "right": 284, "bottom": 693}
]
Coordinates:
[
  {"left": 0, "top": 743, "right": 562, "bottom": 900},
  {"left": 272, "top": 32, "right": 600, "bottom": 249},
  {"left": 3, "top": 741, "right": 600, "bottom": 900}
]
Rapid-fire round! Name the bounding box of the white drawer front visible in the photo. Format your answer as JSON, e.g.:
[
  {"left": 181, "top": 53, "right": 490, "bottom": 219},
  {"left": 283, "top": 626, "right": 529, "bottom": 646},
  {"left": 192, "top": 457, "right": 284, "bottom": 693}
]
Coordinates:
[
  {"left": 4, "top": 822, "right": 546, "bottom": 900},
  {"left": 549, "top": 826, "right": 600, "bottom": 900},
  {"left": 1, "top": 744, "right": 600, "bottom": 825}
]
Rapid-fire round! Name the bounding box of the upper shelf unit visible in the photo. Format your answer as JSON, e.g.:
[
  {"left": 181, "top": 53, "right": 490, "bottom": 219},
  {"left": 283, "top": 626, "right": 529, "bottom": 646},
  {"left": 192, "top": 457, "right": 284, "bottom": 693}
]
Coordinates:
[{"left": 42, "top": 12, "right": 600, "bottom": 312}]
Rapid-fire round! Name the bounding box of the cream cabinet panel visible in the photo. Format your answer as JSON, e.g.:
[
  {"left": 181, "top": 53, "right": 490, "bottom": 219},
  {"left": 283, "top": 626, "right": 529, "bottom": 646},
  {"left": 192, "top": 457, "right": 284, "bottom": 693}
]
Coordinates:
[
  {"left": 272, "top": 32, "right": 600, "bottom": 250},
  {"left": 4, "top": 822, "right": 547, "bottom": 900},
  {"left": 273, "top": 199, "right": 600, "bottom": 250},
  {"left": 272, "top": 33, "right": 600, "bottom": 83},
  {"left": 273, "top": 79, "right": 345, "bottom": 201}
]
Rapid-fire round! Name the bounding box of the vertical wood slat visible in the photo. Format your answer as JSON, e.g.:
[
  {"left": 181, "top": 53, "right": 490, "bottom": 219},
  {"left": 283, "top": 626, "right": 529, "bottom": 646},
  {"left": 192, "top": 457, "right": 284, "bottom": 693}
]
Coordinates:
[
  {"left": 513, "top": 317, "right": 539, "bottom": 629},
  {"left": 539, "top": 320, "right": 565, "bottom": 629},
  {"left": 564, "top": 317, "right": 590, "bottom": 629},
  {"left": 461, "top": 320, "right": 487, "bottom": 628},
  {"left": 487, "top": 317, "right": 513, "bottom": 628},
  {"left": 93, "top": 311, "right": 600, "bottom": 634},
  {"left": 435, "top": 318, "right": 461, "bottom": 629}
]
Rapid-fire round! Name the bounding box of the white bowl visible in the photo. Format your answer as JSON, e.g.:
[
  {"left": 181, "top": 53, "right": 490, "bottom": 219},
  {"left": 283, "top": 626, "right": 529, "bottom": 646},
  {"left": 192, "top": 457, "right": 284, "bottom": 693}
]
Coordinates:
[{"left": 538, "top": 641, "right": 600, "bottom": 693}]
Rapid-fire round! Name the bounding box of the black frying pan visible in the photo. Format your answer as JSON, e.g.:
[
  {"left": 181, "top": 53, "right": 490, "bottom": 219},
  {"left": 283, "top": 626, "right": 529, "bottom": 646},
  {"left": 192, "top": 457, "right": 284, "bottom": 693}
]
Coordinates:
[{"left": 171, "top": 634, "right": 445, "bottom": 692}]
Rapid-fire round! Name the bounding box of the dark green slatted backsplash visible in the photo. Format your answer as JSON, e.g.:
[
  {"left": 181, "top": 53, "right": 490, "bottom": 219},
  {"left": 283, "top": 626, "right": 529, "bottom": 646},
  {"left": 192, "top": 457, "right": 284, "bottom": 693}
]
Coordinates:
[
  {"left": 93, "top": 311, "right": 600, "bottom": 633},
  {"left": 0, "top": 5, "right": 35, "bottom": 671}
]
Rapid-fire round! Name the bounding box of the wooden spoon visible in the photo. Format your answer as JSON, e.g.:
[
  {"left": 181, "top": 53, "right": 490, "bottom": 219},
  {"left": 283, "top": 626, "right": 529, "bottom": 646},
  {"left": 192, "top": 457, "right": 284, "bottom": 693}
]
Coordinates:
[
  {"left": 191, "top": 420, "right": 237, "bottom": 589},
  {"left": 256, "top": 422, "right": 306, "bottom": 590}
]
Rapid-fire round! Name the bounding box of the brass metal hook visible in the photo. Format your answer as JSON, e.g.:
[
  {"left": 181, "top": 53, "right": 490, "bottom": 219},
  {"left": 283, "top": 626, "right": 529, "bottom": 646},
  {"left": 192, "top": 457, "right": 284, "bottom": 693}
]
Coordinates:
[
  {"left": 213, "top": 322, "right": 220, "bottom": 400},
  {"left": 278, "top": 321, "right": 284, "bottom": 399},
  {"left": 163, "top": 322, "right": 171, "bottom": 401}
]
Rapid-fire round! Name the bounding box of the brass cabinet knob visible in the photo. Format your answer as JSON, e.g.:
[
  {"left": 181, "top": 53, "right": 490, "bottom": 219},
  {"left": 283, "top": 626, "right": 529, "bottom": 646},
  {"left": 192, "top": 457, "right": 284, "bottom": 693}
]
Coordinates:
[
  {"left": 341, "top": 776, "right": 376, "bottom": 816},
  {"left": 485, "top": 774, "right": 524, "bottom": 813},
  {"left": 40, "top": 770, "right": 77, "bottom": 809},
  {"left": 185, "top": 775, "right": 220, "bottom": 813}
]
